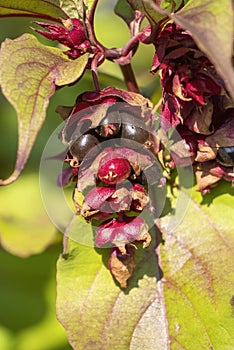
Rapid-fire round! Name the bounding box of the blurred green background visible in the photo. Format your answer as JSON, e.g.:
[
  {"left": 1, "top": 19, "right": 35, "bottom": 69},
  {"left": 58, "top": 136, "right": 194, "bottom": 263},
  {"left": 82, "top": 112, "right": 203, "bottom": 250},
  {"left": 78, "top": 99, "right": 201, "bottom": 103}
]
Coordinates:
[{"left": 0, "top": 2, "right": 159, "bottom": 349}]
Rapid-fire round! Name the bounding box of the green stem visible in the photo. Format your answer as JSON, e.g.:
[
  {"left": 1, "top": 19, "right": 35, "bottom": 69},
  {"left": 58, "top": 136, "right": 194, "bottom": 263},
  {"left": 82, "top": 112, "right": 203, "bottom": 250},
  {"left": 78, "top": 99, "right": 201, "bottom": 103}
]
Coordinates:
[{"left": 120, "top": 63, "right": 139, "bottom": 93}]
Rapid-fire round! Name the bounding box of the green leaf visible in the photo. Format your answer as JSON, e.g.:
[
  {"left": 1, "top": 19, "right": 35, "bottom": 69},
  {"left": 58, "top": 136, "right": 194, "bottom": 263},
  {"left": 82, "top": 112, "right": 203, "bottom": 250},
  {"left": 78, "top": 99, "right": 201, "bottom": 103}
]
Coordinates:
[
  {"left": 128, "top": 0, "right": 167, "bottom": 24},
  {"left": 58, "top": 0, "right": 84, "bottom": 19},
  {"left": 159, "top": 183, "right": 234, "bottom": 349},
  {"left": 0, "top": 34, "right": 89, "bottom": 185},
  {"left": 157, "top": 0, "right": 187, "bottom": 11},
  {"left": 0, "top": 173, "right": 57, "bottom": 257},
  {"left": 57, "top": 182, "right": 234, "bottom": 349},
  {"left": 127, "top": 0, "right": 185, "bottom": 23},
  {"left": 114, "top": 0, "right": 135, "bottom": 26},
  {"left": 58, "top": 0, "right": 97, "bottom": 19},
  {"left": 56, "top": 237, "right": 167, "bottom": 349},
  {"left": 0, "top": 0, "right": 67, "bottom": 21}
]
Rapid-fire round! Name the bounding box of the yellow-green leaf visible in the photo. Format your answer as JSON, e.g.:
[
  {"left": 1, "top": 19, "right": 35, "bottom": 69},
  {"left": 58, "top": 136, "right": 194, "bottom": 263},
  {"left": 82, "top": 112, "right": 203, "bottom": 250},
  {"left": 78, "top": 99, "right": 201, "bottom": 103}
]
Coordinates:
[
  {"left": 0, "top": 0, "right": 67, "bottom": 21},
  {"left": 0, "top": 33, "right": 89, "bottom": 185},
  {"left": 56, "top": 181, "right": 234, "bottom": 349},
  {"left": 58, "top": 0, "right": 97, "bottom": 19},
  {"left": 114, "top": 0, "right": 135, "bottom": 26},
  {"left": 56, "top": 238, "right": 167, "bottom": 349},
  {"left": 58, "top": 0, "right": 84, "bottom": 19},
  {"left": 160, "top": 183, "right": 234, "bottom": 349}
]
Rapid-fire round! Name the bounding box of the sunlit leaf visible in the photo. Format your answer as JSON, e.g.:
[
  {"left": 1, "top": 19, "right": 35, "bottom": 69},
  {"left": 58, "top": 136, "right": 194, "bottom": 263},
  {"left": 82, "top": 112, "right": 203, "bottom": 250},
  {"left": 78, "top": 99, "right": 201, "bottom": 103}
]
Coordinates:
[
  {"left": 0, "top": 0, "right": 67, "bottom": 21},
  {"left": 58, "top": 0, "right": 97, "bottom": 19},
  {"left": 56, "top": 236, "right": 168, "bottom": 349},
  {"left": 160, "top": 0, "right": 185, "bottom": 10},
  {"left": 128, "top": 0, "right": 167, "bottom": 24},
  {"left": 57, "top": 181, "right": 234, "bottom": 349},
  {"left": 159, "top": 182, "right": 234, "bottom": 349},
  {"left": 58, "top": 0, "right": 84, "bottom": 19},
  {"left": 127, "top": 0, "right": 186, "bottom": 23},
  {"left": 0, "top": 34, "right": 89, "bottom": 185},
  {"left": 0, "top": 174, "right": 57, "bottom": 257}
]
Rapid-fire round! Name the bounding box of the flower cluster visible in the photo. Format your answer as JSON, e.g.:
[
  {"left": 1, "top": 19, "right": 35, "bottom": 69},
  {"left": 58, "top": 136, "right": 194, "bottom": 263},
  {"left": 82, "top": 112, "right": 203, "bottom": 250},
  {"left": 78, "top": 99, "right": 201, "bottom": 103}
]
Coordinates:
[
  {"left": 58, "top": 87, "right": 163, "bottom": 287},
  {"left": 43, "top": 16, "right": 233, "bottom": 288},
  {"left": 34, "top": 18, "right": 90, "bottom": 58},
  {"left": 152, "top": 21, "right": 234, "bottom": 193}
]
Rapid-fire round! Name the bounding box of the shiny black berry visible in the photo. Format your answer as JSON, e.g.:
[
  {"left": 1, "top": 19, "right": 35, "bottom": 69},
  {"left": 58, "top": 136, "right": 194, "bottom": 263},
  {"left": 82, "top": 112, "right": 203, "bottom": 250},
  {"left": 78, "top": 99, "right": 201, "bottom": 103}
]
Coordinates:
[
  {"left": 95, "top": 113, "right": 121, "bottom": 138},
  {"left": 121, "top": 123, "right": 149, "bottom": 143},
  {"left": 69, "top": 134, "right": 99, "bottom": 161},
  {"left": 216, "top": 146, "right": 234, "bottom": 167}
]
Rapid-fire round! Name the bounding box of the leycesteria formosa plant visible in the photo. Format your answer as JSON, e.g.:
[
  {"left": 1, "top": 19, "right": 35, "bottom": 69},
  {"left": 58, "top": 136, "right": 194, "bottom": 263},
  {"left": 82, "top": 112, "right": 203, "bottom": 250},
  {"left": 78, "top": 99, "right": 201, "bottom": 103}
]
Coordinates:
[{"left": 0, "top": 1, "right": 234, "bottom": 349}]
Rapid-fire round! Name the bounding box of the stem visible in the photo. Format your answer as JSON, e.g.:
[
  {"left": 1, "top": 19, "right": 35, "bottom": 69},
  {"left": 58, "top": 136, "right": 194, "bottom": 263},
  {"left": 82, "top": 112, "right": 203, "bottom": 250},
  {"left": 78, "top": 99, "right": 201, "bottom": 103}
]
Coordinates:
[
  {"left": 88, "top": 0, "right": 99, "bottom": 27},
  {"left": 120, "top": 64, "right": 139, "bottom": 93},
  {"left": 104, "top": 30, "right": 147, "bottom": 61},
  {"left": 85, "top": 0, "right": 105, "bottom": 54},
  {"left": 91, "top": 52, "right": 103, "bottom": 91},
  {"left": 120, "top": 32, "right": 143, "bottom": 57}
]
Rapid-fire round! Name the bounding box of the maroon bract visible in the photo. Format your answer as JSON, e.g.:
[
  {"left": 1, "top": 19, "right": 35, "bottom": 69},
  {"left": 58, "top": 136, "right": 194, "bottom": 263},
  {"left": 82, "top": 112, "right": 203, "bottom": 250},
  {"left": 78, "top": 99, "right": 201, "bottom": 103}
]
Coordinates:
[
  {"left": 151, "top": 22, "right": 224, "bottom": 133},
  {"left": 195, "top": 160, "right": 234, "bottom": 193},
  {"left": 95, "top": 216, "right": 151, "bottom": 250},
  {"left": 83, "top": 186, "right": 115, "bottom": 210},
  {"left": 150, "top": 21, "right": 234, "bottom": 193},
  {"left": 81, "top": 186, "right": 115, "bottom": 219},
  {"left": 58, "top": 87, "right": 158, "bottom": 287},
  {"left": 79, "top": 182, "right": 149, "bottom": 221},
  {"left": 169, "top": 126, "right": 202, "bottom": 166}
]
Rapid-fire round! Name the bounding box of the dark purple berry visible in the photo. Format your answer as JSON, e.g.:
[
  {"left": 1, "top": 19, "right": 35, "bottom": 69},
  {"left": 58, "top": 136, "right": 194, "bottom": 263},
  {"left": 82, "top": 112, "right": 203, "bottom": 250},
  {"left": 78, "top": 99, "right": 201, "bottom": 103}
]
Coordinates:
[
  {"left": 121, "top": 123, "right": 149, "bottom": 143},
  {"left": 95, "top": 114, "right": 121, "bottom": 138},
  {"left": 216, "top": 146, "right": 234, "bottom": 167},
  {"left": 98, "top": 157, "right": 131, "bottom": 185},
  {"left": 69, "top": 134, "right": 99, "bottom": 161}
]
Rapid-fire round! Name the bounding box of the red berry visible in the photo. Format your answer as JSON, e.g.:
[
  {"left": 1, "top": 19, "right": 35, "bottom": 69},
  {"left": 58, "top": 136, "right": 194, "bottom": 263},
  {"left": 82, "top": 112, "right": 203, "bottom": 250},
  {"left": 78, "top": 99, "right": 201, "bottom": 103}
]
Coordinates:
[{"left": 98, "top": 157, "right": 131, "bottom": 185}]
